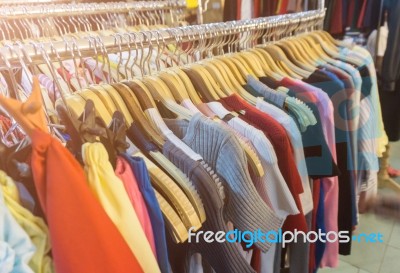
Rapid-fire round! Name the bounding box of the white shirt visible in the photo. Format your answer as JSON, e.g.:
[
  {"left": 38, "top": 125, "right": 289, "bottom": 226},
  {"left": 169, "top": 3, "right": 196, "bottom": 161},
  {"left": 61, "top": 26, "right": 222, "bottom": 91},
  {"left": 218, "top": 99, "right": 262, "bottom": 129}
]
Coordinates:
[
  {"left": 366, "top": 22, "right": 389, "bottom": 59},
  {"left": 255, "top": 98, "right": 313, "bottom": 214}
]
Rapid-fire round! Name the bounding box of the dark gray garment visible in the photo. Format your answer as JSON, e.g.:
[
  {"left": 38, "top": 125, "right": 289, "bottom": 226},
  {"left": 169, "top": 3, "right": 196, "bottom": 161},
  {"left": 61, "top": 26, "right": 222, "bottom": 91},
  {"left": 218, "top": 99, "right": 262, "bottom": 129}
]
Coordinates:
[
  {"left": 274, "top": 239, "right": 283, "bottom": 273},
  {"left": 288, "top": 212, "right": 312, "bottom": 273},
  {"left": 164, "top": 113, "right": 283, "bottom": 252},
  {"left": 163, "top": 140, "right": 255, "bottom": 273},
  {"left": 381, "top": 0, "right": 400, "bottom": 91},
  {"left": 274, "top": 212, "right": 312, "bottom": 273}
]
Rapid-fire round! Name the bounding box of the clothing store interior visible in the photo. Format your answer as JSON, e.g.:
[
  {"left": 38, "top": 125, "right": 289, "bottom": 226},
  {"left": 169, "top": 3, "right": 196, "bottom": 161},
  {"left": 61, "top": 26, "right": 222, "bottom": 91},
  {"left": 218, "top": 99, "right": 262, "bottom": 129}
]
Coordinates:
[{"left": 1, "top": 0, "right": 400, "bottom": 272}]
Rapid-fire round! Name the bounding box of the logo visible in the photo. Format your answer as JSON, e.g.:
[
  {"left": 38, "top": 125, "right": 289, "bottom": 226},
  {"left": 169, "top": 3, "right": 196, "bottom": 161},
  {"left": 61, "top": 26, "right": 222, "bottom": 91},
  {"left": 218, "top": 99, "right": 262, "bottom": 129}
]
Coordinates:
[{"left": 188, "top": 228, "right": 384, "bottom": 248}]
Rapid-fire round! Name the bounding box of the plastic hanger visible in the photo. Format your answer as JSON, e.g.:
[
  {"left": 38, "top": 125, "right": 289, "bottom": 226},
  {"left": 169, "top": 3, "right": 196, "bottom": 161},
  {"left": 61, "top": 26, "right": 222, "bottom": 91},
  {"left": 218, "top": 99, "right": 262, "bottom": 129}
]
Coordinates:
[
  {"left": 277, "top": 39, "right": 317, "bottom": 71},
  {"left": 120, "top": 82, "right": 202, "bottom": 230},
  {"left": 128, "top": 119, "right": 206, "bottom": 225},
  {"left": 234, "top": 53, "right": 265, "bottom": 78},
  {"left": 111, "top": 82, "right": 166, "bottom": 147},
  {"left": 251, "top": 49, "right": 288, "bottom": 80},
  {"left": 100, "top": 83, "right": 201, "bottom": 235},
  {"left": 158, "top": 70, "right": 190, "bottom": 104},
  {"left": 310, "top": 32, "right": 364, "bottom": 66},
  {"left": 78, "top": 89, "right": 113, "bottom": 125},
  {"left": 183, "top": 61, "right": 266, "bottom": 178},
  {"left": 89, "top": 86, "right": 119, "bottom": 114},
  {"left": 101, "top": 84, "right": 134, "bottom": 126},
  {"left": 262, "top": 45, "right": 311, "bottom": 78},
  {"left": 181, "top": 66, "right": 221, "bottom": 102},
  {"left": 141, "top": 76, "right": 193, "bottom": 120}
]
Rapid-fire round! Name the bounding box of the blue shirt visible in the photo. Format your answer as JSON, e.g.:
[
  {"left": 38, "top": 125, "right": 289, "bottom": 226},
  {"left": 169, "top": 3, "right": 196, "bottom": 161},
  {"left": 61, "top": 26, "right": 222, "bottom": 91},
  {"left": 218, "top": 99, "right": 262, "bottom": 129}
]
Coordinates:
[{"left": 121, "top": 154, "right": 171, "bottom": 273}]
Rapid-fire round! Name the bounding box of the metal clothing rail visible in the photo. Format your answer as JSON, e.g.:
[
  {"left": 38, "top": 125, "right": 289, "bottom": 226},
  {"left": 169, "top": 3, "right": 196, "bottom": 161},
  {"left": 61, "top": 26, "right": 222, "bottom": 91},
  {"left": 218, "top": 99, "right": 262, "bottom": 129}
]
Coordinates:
[
  {"left": 0, "top": 1, "right": 187, "bottom": 19},
  {"left": 0, "top": 9, "right": 325, "bottom": 67},
  {"left": 0, "top": 0, "right": 72, "bottom": 6}
]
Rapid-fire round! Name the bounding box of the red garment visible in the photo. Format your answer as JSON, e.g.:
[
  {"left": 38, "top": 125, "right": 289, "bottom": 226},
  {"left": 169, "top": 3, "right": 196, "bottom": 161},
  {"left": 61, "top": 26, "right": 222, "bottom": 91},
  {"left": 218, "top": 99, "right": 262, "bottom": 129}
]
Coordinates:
[
  {"left": 250, "top": 249, "right": 261, "bottom": 272},
  {"left": 237, "top": 0, "right": 242, "bottom": 20},
  {"left": 309, "top": 179, "right": 321, "bottom": 273},
  {"left": 219, "top": 94, "right": 308, "bottom": 233},
  {"left": 357, "top": 0, "right": 368, "bottom": 29},
  {"left": 278, "top": 0, "right": 289, "bottom": 14},
  {"left": 330, "top": 0, "right": 343, "bottom": 34},
  {"left": 30, "top": 130, "right": 144, "bottom": 273},
  {"left": 347, "top": 0, "right": 355, "bottom": 27},
  {"left": 254, "top": 0, "right": 260, "bottom": 18},
  {"left": 0, "top": 115, "right": 24, "bottom": 143}
]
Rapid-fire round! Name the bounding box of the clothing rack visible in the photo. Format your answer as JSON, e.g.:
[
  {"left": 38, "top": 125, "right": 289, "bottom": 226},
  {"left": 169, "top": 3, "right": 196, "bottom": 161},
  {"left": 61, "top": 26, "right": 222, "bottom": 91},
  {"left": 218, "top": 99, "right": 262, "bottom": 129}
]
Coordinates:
[
  {"left": 0, "top": 4, "right": 385, "bottom": 272},
  {"left": 0, "top": 0, "right": 73, "bottom": 5},
  {"left": 0, "top": 9, "right": 325, "bottom": 68},
  {"left": 0, "top": 1, "right": 186, "bottom": 19},
  {"left": 0, "top": 1, "right": 188, "bottom": 42}
]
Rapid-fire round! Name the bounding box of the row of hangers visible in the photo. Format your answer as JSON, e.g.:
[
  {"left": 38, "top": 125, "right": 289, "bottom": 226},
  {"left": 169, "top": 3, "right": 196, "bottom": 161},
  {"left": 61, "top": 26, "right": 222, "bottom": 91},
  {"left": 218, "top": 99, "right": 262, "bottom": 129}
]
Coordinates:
[
  {"left": 0, "top": 1, "right": 187, "bottom": 41},
  {"left": 0, "top": 8, "right": 339, "bottom": 241}
]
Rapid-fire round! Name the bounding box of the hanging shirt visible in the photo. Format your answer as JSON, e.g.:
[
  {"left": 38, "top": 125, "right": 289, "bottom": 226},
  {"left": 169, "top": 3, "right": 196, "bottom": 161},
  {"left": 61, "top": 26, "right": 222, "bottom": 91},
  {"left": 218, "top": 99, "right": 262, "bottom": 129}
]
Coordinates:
[
  {"left": 205, "top": 101, "right": 299, "bottom": 218},
  {"left": 115, "top": 156, "right": 156, "bottom": 256},
  {"left": 121, "top": 154, "right": 171, "bottom": 273},
  {"left": 246, "top": 75, "right": 317, "bottom": 134},
  {"left": 255, "top": 98, "right": 313, "bottom": 214},
  {"left": 218, "top": 94, "right": 308, "bottom": 233},
  {"left": 340, "top": 46, "right": 388, "bottom": 157},
  {"left": 30, "top": 130, "right": 144, "bottom": 273},
  {"left": 163, "top": 141, "right": 256, "bottom": 273},
  {"left": 165, "top": 113, "right": 284, "bottom": 252},
  {"left": 268, "top": 76, "right": 340, "bottom": 267},
  {"left": 204, "top": 101, "right": 299, "bottom": 273},
  {"left": 259, "top": 76, "right": 339, "bottom": 179},
  {"left": 82, "top": 142, "right": 160, "bottom": 273},
  {"left": 0, "top": 170, "right": 54, "bottom": 273},
  {"left": 302, "top": 69, "right": 356, "bottom": 256}
]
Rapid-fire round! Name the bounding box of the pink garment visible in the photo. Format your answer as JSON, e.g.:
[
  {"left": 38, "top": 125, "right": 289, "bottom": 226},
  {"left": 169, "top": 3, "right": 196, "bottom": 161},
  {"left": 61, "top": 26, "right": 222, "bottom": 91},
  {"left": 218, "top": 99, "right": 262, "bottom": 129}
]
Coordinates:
[
  {"left": 115, "top": 156, "right": 156, "bottom": 256},
  {"left": 38, "top": 74, "right": 60, "bottom": 105},
  {"left": 196, "top": 102, "right": 217, "bottom": 118},
  {"left": 281, "top": 77, "right": 339, "bottom": 268},
  {"left": 57, "top": 59, "right": 94, "bottom": 91}
]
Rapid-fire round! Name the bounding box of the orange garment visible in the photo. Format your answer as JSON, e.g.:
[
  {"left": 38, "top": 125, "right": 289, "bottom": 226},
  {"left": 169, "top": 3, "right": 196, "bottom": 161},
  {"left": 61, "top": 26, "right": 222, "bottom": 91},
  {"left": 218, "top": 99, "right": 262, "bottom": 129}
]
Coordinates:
[{"left": 30, "top": 129, "right": 144, "bottom": 273}]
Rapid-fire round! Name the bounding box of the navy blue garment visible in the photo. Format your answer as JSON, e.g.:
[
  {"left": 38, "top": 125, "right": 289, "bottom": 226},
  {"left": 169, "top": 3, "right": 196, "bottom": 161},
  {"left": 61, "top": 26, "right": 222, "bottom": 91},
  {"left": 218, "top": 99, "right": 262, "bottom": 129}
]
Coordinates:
[
  {"left": 122, "top": 154, "right": 171, "bottom": 273},
  {"left": 363, "top": 0, "right": 383, "bottom": 29},
  {"left": 303, "top": 69, "right": 356, "bottom": 255},
  {"left": 320, "top": 69, "right": 359, "bottom": 228}
]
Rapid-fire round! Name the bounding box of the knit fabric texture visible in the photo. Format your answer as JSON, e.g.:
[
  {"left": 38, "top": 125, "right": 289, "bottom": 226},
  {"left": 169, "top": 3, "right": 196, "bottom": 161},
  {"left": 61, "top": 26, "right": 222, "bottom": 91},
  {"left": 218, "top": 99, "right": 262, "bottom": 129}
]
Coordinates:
[
  {"left": 163, "top": 141, "right": 256, "bottom": 273},
  {"left": 165, "top": 113, "right": 283, "bottom": 252}
]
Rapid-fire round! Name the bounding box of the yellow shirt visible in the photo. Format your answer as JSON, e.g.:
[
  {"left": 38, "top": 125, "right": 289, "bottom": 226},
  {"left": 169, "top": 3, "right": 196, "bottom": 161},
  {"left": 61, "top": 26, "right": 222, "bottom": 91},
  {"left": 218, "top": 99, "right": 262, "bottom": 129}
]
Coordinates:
[
  {"left": 0, "top": 171, "right": 55, "bottom": 273},
  {"left": 82, "top": 142, "right": 160, "bottom": 273}
]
